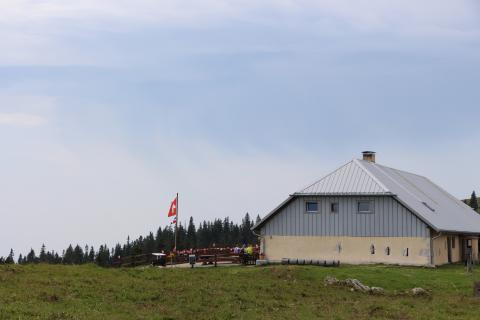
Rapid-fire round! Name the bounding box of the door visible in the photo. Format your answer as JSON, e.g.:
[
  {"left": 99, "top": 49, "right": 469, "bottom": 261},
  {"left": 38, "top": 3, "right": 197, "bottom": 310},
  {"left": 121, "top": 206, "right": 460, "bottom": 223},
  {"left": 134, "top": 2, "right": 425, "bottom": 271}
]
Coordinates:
[{"left": 447, "top": 237, "right": 452, "bottom": 263}]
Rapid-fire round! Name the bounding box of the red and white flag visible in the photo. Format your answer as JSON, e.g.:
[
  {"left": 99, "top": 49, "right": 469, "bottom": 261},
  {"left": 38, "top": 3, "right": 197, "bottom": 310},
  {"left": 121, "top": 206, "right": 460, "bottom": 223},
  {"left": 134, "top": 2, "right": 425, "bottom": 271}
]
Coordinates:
[{"left": 168, "top": 197, "right": 177, "bottom": 217}]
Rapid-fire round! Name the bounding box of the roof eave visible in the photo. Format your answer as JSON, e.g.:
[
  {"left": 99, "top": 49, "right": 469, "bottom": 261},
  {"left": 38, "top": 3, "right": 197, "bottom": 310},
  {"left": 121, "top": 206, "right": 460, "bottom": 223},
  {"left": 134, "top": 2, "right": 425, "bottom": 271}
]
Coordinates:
[
  {"left": 437, "top": 229, "right": 480, "bottom": 235},
  {"left": 293, "top": 192, "right": 395, "bottom": 197},
  {"left": 251, "top": 195, "right": 295, "bottom": 232}
]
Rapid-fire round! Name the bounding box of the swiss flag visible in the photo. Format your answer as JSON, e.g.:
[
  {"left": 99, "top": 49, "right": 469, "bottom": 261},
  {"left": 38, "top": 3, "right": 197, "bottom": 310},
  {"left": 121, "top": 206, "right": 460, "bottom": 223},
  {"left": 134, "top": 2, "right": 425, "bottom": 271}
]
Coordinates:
[{"left": 168, "top": 197, "right": 177, "bottom": 217}]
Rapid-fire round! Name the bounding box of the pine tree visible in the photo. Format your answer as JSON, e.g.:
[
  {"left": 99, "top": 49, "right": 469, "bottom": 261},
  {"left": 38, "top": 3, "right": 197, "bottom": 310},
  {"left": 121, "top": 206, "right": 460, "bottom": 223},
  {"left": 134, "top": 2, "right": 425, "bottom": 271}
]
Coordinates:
[
  {"left": 73, "top": 245, "right": 84, "bottom": 264},
  {"left": 143, "top": 232, "right": 156, "bottom": 254},
  {"left": 96, "top": 245, "right": 110, "bottom": 267},
  {"left": 39, "top": 244, "right": 47, "bottom": 263},
  {"left": 5, "top": 249, "right": 14, "bottom": 264},
  {"left": 176, "top": 224, "right": 187, "bottom": 250},
  {"left": 63, "top": 245, "right": 74, "bottom": 264},
  {"left": 241, "top": 213, "right": 252, "bottom": 245},
  {"left": 186, "top": 217, "right": 197, "bottom": 249},
  {"left": 470, "top": 191, "right": 479, "bottom": 211},
  {"left": 88, "top": 246, "right": 95, "bottom": 263},
  {"left": 26, "top": 248, "right": 37, "bottom": 264},
  {"left": 17, "top": 254, "right": 24, "bottom": 264}
]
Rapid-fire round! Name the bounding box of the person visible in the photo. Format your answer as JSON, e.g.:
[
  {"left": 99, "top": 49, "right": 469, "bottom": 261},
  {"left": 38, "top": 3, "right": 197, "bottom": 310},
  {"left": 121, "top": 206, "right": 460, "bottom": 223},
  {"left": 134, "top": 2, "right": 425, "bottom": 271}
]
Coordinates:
[{"left": 245, "top": 245, "right": 253, "bottom": 256}]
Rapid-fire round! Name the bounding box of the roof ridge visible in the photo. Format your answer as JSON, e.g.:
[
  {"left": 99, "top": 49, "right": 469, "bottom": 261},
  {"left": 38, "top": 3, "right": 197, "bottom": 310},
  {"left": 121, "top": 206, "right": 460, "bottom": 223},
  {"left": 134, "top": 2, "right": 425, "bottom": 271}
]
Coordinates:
[
  {"left": 366, "top": 161, "right": 424, "bottom": 203},
  {"left": 297, "top": 159, "right": 355, "bottom": 193},
  {"left": 368, "top": 161, "right": 428, "bottom": 179},
  {"left": 353, "top": 159, "right": 390, "bottom": 193}
]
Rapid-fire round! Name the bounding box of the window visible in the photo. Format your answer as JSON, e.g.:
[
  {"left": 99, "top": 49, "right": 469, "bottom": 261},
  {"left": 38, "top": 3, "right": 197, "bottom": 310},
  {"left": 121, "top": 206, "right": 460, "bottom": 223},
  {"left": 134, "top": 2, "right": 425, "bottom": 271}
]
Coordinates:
[
  {"left": 357, "top": 200, "right": 373, "bottom": 213},
  {"left": 331, "top": 202, "right": 339, "bottom": 213},
  {"left": 306, "top": 201, "right": 318, "bottom": 213},
  {"left": 370, "top": 245, "right": 375, "bottom": 255},
  {"left": 386, "top": 247, "right": 390, "bottom": 255},
  {"left": 405, "top": 248, "right": 409, "bottom": 257},
  {"left": 452, "top": 237, "right": 456, "bottom": 249}
]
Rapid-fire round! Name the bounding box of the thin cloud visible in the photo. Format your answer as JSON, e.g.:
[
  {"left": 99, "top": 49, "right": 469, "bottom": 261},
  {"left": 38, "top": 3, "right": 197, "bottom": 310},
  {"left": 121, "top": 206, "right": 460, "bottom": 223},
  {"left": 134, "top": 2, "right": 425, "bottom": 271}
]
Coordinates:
[{"left": 0, "top": 113, "right": 47, "bottom": 127}]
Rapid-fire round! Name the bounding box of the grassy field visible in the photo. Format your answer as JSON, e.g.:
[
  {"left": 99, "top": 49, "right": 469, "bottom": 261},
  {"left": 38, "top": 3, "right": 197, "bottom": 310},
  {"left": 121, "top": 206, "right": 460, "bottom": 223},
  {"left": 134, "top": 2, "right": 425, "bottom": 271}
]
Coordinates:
[{"left": 1, "top": 263, "right": 480, "bottom": 319}]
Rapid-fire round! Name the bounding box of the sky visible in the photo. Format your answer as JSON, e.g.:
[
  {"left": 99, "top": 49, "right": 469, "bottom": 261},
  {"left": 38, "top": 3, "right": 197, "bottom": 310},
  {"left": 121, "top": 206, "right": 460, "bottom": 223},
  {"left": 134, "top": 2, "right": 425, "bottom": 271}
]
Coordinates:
[{"left": 1, "top": 0, "right": 480, "bottom": 257}]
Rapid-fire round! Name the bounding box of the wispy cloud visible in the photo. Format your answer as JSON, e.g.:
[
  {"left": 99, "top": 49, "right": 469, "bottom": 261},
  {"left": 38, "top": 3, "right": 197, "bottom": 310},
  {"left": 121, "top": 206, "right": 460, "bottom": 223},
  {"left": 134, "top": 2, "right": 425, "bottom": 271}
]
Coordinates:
[
  {"left": 0, "top": 0, "right": 478, "bottom": 66},
  {"left": 0, "top": 113, "right": 47, "bottom": 126}
]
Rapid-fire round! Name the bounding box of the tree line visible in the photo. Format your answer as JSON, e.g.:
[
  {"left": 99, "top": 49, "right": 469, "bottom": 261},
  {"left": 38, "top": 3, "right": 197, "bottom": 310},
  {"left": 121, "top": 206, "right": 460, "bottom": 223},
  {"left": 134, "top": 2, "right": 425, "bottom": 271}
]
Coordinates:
[
  {"left": 0, "top": 213, "right": 260, "bottom": 267},
  {"left": 465, "top": 191, "right": 480, "bottom": 212}
]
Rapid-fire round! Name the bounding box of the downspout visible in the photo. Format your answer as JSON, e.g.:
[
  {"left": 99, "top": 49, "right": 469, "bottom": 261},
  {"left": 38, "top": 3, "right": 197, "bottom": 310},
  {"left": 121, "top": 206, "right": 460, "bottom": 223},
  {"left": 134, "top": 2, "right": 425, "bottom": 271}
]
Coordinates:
[{"left": 430, "top": 232, "right": 443, "bottom": 266}]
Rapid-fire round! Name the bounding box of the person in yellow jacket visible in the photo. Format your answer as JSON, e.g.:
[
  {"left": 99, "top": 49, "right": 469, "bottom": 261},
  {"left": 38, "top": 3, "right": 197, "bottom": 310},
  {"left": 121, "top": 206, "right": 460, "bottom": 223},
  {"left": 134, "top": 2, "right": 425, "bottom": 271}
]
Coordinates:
[{"left": 245, "top": 245, "right": 253, "bottom": 256}]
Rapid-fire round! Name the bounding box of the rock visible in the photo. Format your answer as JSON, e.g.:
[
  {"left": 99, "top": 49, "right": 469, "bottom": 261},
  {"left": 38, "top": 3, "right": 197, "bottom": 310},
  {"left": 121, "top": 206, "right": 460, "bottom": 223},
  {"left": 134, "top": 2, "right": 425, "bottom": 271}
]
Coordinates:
[
  {"left": 324, "top": 276, "right": 339, "bottom": 286},
  {"left": 370, "top": 287, "right": 385, "bottom": 295},
  {"left": 343, "top": 279, "right": 371, "bottom": 292},
  {"left": 324, "top": 276, "right": 384, "bottom": 294},
  {"left": 411, "top": 287, "right": 428, "bottom": 296}
]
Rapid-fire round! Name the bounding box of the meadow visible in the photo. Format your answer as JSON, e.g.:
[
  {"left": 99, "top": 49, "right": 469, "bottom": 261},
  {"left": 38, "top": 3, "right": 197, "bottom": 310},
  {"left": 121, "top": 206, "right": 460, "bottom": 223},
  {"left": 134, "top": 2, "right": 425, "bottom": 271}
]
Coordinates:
[{"left": 1, "top": 263, "right": 479, "bottom": 319}]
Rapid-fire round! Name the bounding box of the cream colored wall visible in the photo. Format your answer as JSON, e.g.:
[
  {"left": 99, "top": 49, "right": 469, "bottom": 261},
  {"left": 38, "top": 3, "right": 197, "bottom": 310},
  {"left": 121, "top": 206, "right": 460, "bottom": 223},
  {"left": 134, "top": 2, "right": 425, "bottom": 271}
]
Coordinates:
[
  {"left": 262, "top": 235, "right": 431, "bottom": 266},
  {"left": 473, "top": 240, "right": 479, "bottom": 262},
  {"left": 432, "top": 235, "right": 461, "bottom": 266}
]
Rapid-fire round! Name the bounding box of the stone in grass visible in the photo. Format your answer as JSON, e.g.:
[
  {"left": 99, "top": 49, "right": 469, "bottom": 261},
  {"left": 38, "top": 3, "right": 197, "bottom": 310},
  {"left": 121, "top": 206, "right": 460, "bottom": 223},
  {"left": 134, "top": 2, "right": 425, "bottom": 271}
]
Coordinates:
[
  {"left": 410, "top": 287, "right": 428, "bottom": 296},
  {"left": 324, "top": 276, "right": 339, "bottom": 286},
  {"left": 343, "top": 279, "right": 371, "bottom": 293},
  {"left": 370, "top": 287, "right": 385, "bottom": 295},
  {"left": 324, "top": 276, "right": 384, "bottom": 294}
]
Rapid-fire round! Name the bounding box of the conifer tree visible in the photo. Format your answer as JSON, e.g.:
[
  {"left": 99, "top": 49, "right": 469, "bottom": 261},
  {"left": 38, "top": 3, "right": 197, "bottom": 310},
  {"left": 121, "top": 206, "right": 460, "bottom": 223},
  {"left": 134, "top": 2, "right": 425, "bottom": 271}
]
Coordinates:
[
  {"left": 113, "top": 243, "right": 122, "bottom": 259},
  {"left": 39, "top": 244, "right": 47, "bottom": 263},
  {"left": 187, "top": 217, "right": 197, "bottom": 249},
  {"left": 73, "top": 245, "right": 84, "bottom": 264},
  {"left": 5, "top": 249, "right": 14, "bottom": 264},
  {"left": 26, "top": 248, "right": 37, "bottom": 264},
  {"left": 470, "top": 191, "right": 479, "bottom": 211},
  {"left": 63, "top": 245, "right": 74, "bottom": 264},
  {"left": 143, "top": 232, "right": 156, "bottom": 254},
  {"left": 88, "top": 246, "right": 95, "bottom": 263}
]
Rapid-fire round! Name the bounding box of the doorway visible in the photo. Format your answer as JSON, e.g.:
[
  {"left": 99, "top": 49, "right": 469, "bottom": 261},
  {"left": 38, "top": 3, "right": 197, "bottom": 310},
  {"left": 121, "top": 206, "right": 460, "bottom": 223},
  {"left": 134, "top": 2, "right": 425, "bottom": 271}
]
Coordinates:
[{"left": 447, "top": 237, "right": 452, "bottom": 263}]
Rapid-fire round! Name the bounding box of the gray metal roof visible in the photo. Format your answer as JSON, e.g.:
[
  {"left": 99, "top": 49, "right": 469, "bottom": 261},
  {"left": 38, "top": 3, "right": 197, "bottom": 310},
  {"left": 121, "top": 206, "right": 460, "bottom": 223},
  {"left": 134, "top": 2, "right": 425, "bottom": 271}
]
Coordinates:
[
  {"left": 298, "top": 160, "right": 391, "bottom": 195},
  {"left": 358, "top": 159, "right": 480, "bottom": 234},
  {"left": 253, "top": 158, "right": 480, "bottom": 234}
]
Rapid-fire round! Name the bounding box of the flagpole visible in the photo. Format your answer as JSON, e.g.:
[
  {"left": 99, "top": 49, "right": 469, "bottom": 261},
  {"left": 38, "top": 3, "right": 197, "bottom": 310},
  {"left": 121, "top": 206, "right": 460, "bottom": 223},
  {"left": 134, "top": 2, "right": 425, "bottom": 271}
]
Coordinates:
[{"left": 174, "top": 193, "right": 178, "bottom": 264}]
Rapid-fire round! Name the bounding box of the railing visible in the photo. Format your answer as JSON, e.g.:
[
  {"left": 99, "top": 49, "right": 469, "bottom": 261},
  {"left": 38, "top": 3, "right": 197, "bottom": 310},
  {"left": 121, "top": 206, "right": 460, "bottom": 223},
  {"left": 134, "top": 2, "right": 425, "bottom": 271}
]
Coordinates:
[{"left": 112, "top": 248, "right": 259, "bottom": 268}]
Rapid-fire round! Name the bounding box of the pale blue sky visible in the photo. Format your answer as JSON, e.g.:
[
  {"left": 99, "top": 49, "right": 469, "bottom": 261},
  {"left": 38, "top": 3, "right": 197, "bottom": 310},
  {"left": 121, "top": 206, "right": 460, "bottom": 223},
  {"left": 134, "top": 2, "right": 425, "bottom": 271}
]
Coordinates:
[{"left": 1, "top": 0, "right": 480, "bottom": 256}]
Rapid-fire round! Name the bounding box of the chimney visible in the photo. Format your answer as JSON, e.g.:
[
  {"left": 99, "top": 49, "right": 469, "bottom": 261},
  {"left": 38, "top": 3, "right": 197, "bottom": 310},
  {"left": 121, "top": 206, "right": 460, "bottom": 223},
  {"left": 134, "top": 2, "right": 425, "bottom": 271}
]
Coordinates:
[{"left": 362, "top": 151, "right": 376, "bottom": 163}]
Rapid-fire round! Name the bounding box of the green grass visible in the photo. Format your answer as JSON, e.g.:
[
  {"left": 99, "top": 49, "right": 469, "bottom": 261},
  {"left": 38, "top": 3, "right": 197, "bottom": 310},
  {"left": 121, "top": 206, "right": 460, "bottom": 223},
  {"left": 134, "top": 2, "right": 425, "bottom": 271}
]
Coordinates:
[{"left": 1, "top": 263, "right": 480, "bottom": 319}]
